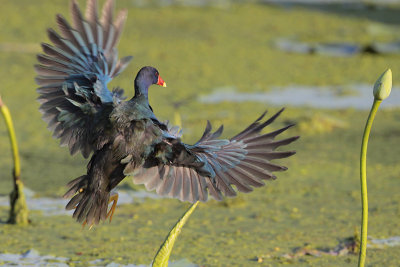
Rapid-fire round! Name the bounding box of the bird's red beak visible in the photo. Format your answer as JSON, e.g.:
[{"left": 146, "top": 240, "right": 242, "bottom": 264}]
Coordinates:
[{"left": 157, "top": 76, "right": 167, "bottom": 87}]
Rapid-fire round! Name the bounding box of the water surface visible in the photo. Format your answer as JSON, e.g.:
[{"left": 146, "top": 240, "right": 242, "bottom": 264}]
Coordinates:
[{"left": 200, "top": 84, "right": 400, "bottom": 110}]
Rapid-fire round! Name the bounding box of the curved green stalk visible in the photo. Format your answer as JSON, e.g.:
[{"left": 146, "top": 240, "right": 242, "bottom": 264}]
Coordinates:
[
  {"left": 358, "top": 99, "right": 381, "bottom": 267},
  {"left": 0, "top": 96, "right": 20, "bottom": 179},
  {"left": 0, "top": 96, "right": 29, "bottom": 225},
  {"left": 358, "top": 68, "right": 392, "bottom": 266},
  {"left": 152, "top": 201, "right": 199, "bottom": 267}
]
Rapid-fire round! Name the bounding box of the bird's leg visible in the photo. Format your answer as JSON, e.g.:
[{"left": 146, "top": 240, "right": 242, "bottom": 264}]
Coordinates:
[
  {"left": 106, "top": 192, "right": 119, "bottom": 223},
  {"left": 82, "top": 193, "right": 118, "bottom": 228}
]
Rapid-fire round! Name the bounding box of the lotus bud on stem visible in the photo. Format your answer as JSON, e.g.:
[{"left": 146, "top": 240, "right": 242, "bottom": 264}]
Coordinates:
[
  {"left": 0, "top": 95, "right": 29, "bottom": 225},
  {"left": 373, "top": 69, "right": 392, "bottom": 101},
  {"left": 358, "top": 69, "right": 392, "bottom": 267}
]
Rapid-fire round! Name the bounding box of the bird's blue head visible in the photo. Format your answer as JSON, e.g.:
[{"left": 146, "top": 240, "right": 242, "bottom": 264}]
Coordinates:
[{"left": 134, "top": 66, "right": 166, "bottom": 98}]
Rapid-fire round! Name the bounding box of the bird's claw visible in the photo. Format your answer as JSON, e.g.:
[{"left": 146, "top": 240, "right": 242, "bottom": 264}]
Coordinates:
[{"left": 106, "top": 193, "right": 119, "bottom": 223}]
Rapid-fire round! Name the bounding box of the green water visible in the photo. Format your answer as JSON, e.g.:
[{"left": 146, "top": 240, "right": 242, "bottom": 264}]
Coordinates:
[{"left": 1, "top": 1, "right": 400, "bottom": 266}]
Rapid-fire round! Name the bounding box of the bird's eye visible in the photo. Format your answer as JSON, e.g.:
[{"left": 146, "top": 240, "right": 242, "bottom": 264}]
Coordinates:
[{"left": 155, "top": 72, "right": 159, "bottom": 77}]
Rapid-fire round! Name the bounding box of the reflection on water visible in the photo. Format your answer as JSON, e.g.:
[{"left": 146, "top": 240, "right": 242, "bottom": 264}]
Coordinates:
[
  {"left": 0, "top": 249, "right": 69, "bottom": 267},
  {"left": 0, "top": 249, "right": 197, "bottom": 267},
  {"left": 275, "top": 38, "right": 361, "bottom": 56},
  {"left": 0, "top": 188, "right": 162, "bottom": 216},
  {"left": 200, "top": 84, "right": 400, "bottom": 110},
  {"left": 369, "top": 236, "right": 400, "bottom": 248},
  {"left": 275, "top": 38, "right": 400, "bottom": 56}
]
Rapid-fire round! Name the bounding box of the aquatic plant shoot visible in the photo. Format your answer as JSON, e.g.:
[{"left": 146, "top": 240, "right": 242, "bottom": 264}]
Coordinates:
[
  {"left": 358, "top": 68, "right": 392, "bottom": 267},
  {"left": 0, "top": 95, "right": 29, "bottom": 225},
  {"left": 153, "top": 201, "right": 199, "bottom": 267}
]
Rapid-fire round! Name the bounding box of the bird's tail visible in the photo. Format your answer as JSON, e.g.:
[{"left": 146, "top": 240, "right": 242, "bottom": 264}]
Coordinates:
[{"left": 63, "top": 175, "right": 110, "bottom": 226}]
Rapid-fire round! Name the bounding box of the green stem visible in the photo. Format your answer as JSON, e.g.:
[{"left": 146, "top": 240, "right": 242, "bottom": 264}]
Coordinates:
[
  {"left": 152, "top": 201, "right": 199, "bottom": 267},
  {"left": 0, "top": 96, "right": 21, "bottom": 180},
  {"left": 358, "top": 99, "right": 381, "bottom": 267},
  {"left": 1, "top": 96, "right": 29, "bottom": 225}
]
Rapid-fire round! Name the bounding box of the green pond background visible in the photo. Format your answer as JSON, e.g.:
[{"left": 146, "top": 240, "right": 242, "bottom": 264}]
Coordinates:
[{"left": 1, "top": 0, "right": 400, "bottom": 266}]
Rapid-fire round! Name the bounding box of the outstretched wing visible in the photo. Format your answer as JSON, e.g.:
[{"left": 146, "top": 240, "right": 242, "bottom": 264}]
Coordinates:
[
  {"left": 35, "top": 0, "right": 132, "bottom": 158},
  {"left": 130, "top": 109, "right": 299, "bottom": 202}
]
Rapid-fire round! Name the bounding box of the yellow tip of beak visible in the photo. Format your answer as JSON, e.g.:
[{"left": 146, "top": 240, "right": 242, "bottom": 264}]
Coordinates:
[{"left": 162, "top": 82, "right": 167, "bottom": 87}]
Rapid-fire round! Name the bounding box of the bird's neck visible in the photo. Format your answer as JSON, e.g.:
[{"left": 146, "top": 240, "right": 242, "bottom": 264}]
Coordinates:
[{"left": 134, "top": 81, "right": 150, "bottom": 101}]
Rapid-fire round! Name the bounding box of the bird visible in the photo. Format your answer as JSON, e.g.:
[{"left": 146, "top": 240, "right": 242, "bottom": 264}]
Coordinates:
[{"left": 35, "top": 0, "right": 299, "bottom": 227}]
